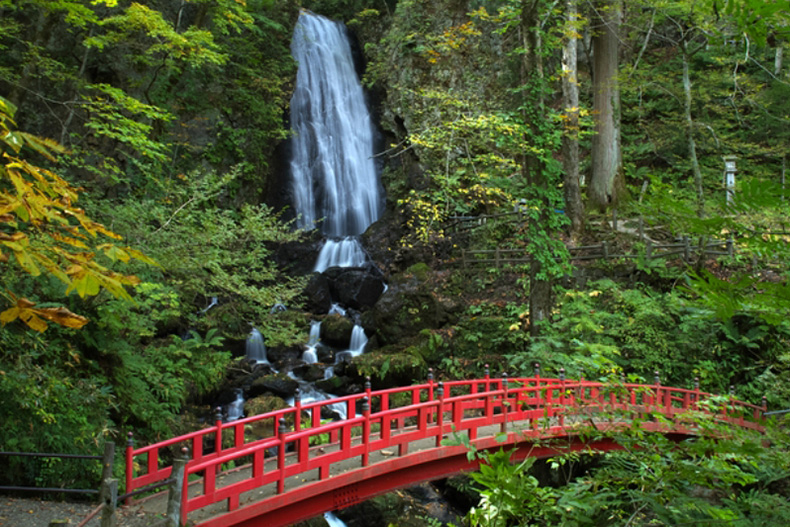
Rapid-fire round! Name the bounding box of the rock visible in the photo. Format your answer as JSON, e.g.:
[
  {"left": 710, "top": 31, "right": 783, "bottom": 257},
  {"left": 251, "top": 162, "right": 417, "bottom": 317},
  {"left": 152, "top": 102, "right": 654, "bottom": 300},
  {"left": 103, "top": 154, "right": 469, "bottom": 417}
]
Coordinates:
[
  {"left": 360, "top": 208, "right": 402, "bottom": 273},
  {"left": 361, "top": 271, "right": 458, "bottom": 346},
  {"left": 272, "top": 231, "right": 323, "bottom": 275},
  {"left": 244, "top": 394, "right": 289, "bottom": 417},
  {"left": 316, "top": 344, "right": 334, "bottom": 363},
  {"left": 248, "top": 372, "right": 299, "bottom": 398},
  {"left": 349, "top": 350, "right": 426, "bottom": 389},
  {"left": 292, "top": 363, "right": 327, "bottom": 382},
  {"left": 304, "top": 273, "right": 332, "bottom": 314},
  {"left": 267, "top": 344, "right": 302, "bottom": 370},
  {"left": 314, "top": 375, "right": 351, "bottom": 394},
  {"left": 243, "top": 394, "right": 291, "bottom": 439},
  {"left": 320, "top": 313, "right": 355, "bottom": 347},
  {"left": 323, "top": 263, "right": 386, "bottom": 310}
]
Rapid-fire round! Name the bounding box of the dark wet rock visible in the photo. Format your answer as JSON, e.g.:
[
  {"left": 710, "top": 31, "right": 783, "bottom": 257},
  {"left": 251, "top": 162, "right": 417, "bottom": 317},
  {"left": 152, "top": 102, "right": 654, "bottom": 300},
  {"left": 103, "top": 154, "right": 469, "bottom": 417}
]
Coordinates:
[
  {"left": 314, "top": 375, "right": 351, "bottom": 395},
  {"left": 361, "top": 271, "right": 461, "bottom": 346},
  {"left": 248, "top": 372, "right": 299, "bottom": 398},
  {"left": 292, "top": 363, "right": 327, "bottom": 382},
  {"left": 212, "top": 358, "right": 272, "bottom": 402},
  {"left": 272, "top": 231, "right": 323, "bottom": 275},
  {"left": 267, "top": 344, "right": 302, "bottom": 369},
  {"left": 360, "top": 208, "right": 402, "bottom": 274},
  {"left": 323, "top": 263, "right": 386, "bottom": 310},
  {"left": 304, "top": 272, "right": 333, "bottom": 314},
  {"left": 316, "top": 344, "right": 334, "bottom": 363}
]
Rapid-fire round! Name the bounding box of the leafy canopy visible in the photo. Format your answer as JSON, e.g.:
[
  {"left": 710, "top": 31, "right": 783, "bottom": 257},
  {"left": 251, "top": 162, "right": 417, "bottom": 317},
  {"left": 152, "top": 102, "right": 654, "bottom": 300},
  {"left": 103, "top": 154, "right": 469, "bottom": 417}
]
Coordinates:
[{"left": 0, "top": 95, "right": 155, "bottom": 331}]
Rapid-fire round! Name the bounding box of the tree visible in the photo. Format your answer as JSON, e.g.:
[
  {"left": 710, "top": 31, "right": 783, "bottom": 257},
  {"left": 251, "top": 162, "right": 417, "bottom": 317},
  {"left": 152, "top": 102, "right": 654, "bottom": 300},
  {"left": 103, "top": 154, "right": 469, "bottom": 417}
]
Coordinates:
[
  {"left": 589, "top": 0, "right": 623, "bottom": 210},
  {"left": 0, "top": 95, "right": 153, "bottom": 331},
  {"left": 561, "top": 0, "right": 584, "bottom": 240}
]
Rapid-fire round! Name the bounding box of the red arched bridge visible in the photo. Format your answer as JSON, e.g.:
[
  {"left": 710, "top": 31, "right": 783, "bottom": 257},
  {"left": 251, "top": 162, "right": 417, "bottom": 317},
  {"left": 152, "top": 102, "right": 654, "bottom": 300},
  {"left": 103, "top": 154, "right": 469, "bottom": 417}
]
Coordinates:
[{"left": 124, "top": 372, "right": 765, "bottom": 526}]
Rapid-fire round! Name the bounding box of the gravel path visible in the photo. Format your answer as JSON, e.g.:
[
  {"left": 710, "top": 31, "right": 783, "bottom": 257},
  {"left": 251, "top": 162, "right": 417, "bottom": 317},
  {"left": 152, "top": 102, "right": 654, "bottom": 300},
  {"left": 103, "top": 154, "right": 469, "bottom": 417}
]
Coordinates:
[{"left": 0, "top": 496, "right": 165, "bottom": 527}]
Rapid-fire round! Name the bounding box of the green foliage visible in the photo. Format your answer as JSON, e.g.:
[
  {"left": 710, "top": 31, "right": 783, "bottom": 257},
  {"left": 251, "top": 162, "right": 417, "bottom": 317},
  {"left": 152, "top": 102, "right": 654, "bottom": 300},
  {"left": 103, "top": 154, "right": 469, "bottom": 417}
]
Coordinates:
[
  {"left": 92, "top": 165, "right": 308, "bottom": 345},
  {"left": 468, "top": 450, "right": 557, "bottom": 527},
  {"left": 503, "top": 279, "right": 790, "bottom": 408},
  {"left": 0, "top": 325, "right": 113, "bottom": 489},
  {"left": 464, "top": 412, "right": 790, "bottom": 526}
]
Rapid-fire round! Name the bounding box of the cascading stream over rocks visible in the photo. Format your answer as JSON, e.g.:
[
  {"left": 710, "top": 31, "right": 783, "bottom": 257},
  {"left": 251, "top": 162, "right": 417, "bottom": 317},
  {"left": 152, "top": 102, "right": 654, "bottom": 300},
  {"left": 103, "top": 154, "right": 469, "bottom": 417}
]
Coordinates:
[{"left": 289, "top": 10, "right": 383, "bottom": 243}]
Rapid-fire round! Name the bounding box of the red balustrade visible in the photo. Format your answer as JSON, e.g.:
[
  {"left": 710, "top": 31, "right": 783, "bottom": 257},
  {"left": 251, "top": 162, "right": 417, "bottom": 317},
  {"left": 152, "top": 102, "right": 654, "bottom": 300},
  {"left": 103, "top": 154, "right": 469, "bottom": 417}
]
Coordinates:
[{"left": 124, "top": 376, "right": 765, "bottom": 527}]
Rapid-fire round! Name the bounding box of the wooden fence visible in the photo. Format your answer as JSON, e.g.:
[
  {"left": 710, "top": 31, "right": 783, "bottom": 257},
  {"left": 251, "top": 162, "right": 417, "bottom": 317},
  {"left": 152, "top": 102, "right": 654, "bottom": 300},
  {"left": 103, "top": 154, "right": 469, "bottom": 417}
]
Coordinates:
[{"left": 460, "top": 236, "right": 735, "bottom": 269}]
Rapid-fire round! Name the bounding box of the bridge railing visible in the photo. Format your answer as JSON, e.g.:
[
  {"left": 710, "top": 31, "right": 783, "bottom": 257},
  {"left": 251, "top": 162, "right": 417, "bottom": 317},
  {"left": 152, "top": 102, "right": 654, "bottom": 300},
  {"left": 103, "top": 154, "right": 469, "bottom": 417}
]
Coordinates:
[
  {"left": 158, "top": 378, "right": 764, "bottom": 525},
  {"left": 123, "top": 372, "right": 562, "bottom": 502}
]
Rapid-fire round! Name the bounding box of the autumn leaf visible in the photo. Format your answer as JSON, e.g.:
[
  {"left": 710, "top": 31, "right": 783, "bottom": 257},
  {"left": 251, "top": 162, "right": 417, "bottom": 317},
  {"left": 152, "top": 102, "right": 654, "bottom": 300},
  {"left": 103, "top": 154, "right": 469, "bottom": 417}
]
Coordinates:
[{"left": 0, "top": 295, "right": 88, "bottom": 331}]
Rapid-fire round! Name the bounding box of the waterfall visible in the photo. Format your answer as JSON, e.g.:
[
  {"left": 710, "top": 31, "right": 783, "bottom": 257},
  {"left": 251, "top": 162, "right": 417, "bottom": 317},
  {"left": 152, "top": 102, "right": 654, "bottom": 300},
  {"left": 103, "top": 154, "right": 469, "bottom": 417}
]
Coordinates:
[
  {"left": 335, "top": 325, "right": 368, "bottom": 364},
  {"left": 289, "top": 11, "right": 383, "bottom": 240},
  {"left": 314, "top": 237, "right": 367, "bottom": 272},
  {"left": 245, "top": 327, "right": 268, "bottom": 364},
  {"left": 302, "top": 321, "right": 321, "bottom": 364},
  {"left": 224, "top": 388, "right": 245, "bottom": 422}
]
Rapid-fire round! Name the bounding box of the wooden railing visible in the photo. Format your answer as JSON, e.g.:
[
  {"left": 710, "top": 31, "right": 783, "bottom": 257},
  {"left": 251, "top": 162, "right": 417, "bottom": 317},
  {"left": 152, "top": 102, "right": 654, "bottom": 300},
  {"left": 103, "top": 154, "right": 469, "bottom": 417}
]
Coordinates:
[{"left": 460, "top": 237, "right": 734, "bottom": 269}]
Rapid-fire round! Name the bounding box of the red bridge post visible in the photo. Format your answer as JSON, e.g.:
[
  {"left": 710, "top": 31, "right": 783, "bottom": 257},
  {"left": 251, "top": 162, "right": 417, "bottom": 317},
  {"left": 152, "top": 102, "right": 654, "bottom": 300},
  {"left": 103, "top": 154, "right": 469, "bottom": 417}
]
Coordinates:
[
  {"left": 125, "top": 431, "right": 133, "bottom": 505},
  {"left": 436, "top": 383, "right": 445, "bottom": 447},
  {"left": 362, "top": 396, "right": 371, "bottom": 466},
  {"left": 501, "top": 373, "right": 509, "bottom": 434}
]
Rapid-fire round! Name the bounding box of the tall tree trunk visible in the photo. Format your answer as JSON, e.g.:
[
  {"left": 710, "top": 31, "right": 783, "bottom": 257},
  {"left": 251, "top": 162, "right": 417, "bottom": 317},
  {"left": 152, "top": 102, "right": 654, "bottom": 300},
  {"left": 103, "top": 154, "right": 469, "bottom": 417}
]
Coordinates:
[
  {"left": 589, "top": 0, "right": 623, "bottom": 210},
  {"left": 562, "top": 0, "right": 583, "bottom": 241},
  {"left": 521, "top": 1, "right": 552, "bottom": 336},
  {"left": 682, "top": 47, "right": 704, "bottom": 217}
]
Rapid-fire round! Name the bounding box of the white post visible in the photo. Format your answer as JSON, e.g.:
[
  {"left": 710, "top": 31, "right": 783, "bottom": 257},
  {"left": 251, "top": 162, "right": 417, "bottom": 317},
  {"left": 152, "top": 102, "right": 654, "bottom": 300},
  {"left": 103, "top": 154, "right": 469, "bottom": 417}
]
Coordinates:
[{"left": 723, "top": 155, "right": 737, "bottom": 207}]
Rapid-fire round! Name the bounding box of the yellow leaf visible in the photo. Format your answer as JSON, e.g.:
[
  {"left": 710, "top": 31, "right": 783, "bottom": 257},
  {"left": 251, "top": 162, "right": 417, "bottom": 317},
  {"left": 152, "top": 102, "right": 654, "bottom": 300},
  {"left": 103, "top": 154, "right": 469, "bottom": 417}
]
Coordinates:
[
  {"left": 99, "top": 244, "right": 130, "bottom": 262},
  {"left": 71, "top": 273, "right": 101, "bottom": 298},
  {"left": 34, "top": 306, "right": 89, "bottom": 329},
  {"left": 1, "top": 297, "right": 89, "bottom": 331},
  {"left": 0, "top": 306, "right": 21, "bottom": 325},
  {"left": 19, "top": 310, "right": 48, "bottom": 332},
  {"left": 124, "top": 246, "right": 160, "bottom": 267}
]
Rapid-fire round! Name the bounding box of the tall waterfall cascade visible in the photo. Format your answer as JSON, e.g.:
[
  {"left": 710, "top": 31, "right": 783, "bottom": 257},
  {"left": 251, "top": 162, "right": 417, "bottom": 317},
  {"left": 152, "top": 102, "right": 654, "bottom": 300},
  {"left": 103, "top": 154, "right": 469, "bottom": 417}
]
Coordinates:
[{"left": 289, "top": 11, "right": 383, "bottom": 270}]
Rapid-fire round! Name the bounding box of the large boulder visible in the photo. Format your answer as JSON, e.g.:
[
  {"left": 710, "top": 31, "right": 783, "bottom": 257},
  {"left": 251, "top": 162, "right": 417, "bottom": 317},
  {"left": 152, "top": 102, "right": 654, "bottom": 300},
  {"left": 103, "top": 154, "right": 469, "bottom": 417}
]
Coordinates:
[
  {"left": 291, "top": 363, "right": 327, "bottom": 382},
  {"left": 361, "top": 267, "right": 462, "bottom": 346},
  {"left": 247, "top": 372, "right": 299, "bottom": 398},
  {"left": 303, "top": 273, "right": 332, "bottom": 314},
  {"left": 323, "top": 263, "right": 386, "bottom": 310},
  {"left": 272, "top": 231, "right": 323, "bottom": 275},
  {"left": 320, "top": 313, "right": 355, "bottom": 347}
]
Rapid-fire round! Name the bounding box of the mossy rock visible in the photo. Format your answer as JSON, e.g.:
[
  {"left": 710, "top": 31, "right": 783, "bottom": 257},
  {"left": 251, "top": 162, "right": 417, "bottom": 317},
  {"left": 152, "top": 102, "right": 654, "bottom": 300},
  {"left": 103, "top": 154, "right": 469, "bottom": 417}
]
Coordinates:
[
  {"left": 406, "top": 262, "right": 431, "bottom": 281},
  {"left": 243, "top": 394, "right": 290, "bottom": 440},
  {"left": 244, "top": 394, "right": 289, "bottom": 417},
  {"left": 351, "top": 351, "right": 426, "bottom": 388},
  {"left": 320, "top": 313, "right": 355, "bottom": 347}
]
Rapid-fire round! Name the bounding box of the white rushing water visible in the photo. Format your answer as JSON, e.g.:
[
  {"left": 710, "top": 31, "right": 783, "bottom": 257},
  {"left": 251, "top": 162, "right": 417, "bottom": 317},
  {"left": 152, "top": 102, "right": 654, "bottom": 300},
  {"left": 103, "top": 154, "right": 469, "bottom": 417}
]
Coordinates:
[
  {"left": 245, "top": 327, "right": 268, "bottom": 364},
  {"left": 302, "top": 321, "right": 322, "bottom": 364},
  {"left": 224, "top": 388, "right": 245, "bottom": 422},
  {"left": 324, "top": 511, "right": 348, "bottom": 527},
  {"left": 289, "top": 11, "right": 383, "bottom": 238},
  {"left": 314, "top": 237, "right": 367, "bottom": 272},
  {"left": 335, "top": 325, "right": 368, "bottom": 364}
]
